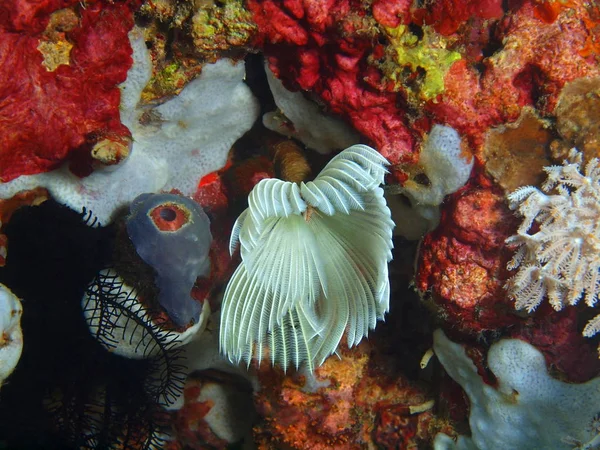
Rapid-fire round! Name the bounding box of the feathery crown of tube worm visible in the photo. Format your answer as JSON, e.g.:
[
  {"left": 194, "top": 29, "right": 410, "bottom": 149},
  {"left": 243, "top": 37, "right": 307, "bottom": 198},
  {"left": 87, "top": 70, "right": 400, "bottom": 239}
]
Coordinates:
[{"left": 220, "top": 145, "right": 395, "bottom": 372}]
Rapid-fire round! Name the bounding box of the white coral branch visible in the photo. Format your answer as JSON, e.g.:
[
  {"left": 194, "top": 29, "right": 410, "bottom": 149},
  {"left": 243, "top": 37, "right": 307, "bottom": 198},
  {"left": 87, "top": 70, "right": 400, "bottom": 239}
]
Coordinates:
[
  {"left": 583, "top": 313, "right": 600, "bottom": 338},
  {"left": 506, "top": 149, "right": 600, "bottom": 352}
]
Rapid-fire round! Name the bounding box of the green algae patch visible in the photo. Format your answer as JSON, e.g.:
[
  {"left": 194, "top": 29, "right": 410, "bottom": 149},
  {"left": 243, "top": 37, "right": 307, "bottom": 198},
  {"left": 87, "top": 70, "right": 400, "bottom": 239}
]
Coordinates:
[
  {"left": 142, "top": 59, "right": 199, "bottom": 104},
  {"left": 192, "top": 0, "right": 256, "bottom": 61},
  {"left": 379, "top": 24, "right": 461, "bottom": 102}
]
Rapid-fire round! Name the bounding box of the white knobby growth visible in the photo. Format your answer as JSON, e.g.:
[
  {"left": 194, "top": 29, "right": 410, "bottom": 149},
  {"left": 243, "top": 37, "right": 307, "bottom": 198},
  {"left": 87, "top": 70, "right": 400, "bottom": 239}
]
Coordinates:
[
  {"left": 433, "top": 329, "right": 600, "bottom": 450},
  {"left": 220, "top": 145, "right": 394, "bottom": 372},
  {"left": 0, "top": 283, "right": 23, "bottom": 387},
  {"left": 386, "top": 124, "right": 472, "bottom": 239}
]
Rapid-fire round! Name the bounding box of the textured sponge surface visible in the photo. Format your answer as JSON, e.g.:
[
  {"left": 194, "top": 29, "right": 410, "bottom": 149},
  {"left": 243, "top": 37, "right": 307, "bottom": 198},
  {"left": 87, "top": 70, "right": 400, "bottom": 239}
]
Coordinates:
[{"left": 433, "top": 329, "right": 600, "bottom": 450}]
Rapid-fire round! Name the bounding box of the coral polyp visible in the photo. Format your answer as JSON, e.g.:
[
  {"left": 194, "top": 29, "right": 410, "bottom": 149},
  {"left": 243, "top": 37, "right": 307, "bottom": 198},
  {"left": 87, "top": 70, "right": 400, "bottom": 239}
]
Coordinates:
[{"left": 220, "top": 145, "right": 394, "bottom": 371}]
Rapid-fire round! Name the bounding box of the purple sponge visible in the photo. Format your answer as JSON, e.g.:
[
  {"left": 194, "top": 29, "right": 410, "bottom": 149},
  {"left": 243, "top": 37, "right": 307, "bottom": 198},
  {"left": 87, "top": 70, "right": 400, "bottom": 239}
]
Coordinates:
[{"left": 126, "top": 193, "right": 212, "bottom": 327}]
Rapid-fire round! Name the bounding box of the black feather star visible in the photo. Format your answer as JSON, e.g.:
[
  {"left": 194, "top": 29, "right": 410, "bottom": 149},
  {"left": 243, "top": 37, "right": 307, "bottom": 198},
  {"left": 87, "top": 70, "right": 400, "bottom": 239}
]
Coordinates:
[
  {"left": 0, "top": 201, "right": 187, "bottom": 449},
  {"left": 82, "top": 268, "right": 188, "bottom": 407}
]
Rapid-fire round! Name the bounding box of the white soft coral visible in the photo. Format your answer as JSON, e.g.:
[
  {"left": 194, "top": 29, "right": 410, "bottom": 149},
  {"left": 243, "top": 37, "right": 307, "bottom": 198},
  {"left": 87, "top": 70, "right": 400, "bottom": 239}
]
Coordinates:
[{"left": 506, "top": 149, "right": 600, "bottom": 338}]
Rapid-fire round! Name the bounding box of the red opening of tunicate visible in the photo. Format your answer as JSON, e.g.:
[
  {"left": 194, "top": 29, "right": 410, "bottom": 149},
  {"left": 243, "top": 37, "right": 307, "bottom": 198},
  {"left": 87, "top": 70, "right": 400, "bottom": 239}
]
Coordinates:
[{"left": 149, "top": 203, "right": 190, "bottom": 232}]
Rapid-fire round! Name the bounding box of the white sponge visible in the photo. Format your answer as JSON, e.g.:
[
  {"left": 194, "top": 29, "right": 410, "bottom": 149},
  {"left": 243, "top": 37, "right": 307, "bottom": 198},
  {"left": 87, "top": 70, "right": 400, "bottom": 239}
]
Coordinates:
[
  {"left": 0, "top": 28, "right": 259, "bottom": 224},
  {"left": 433, "top": 329, "right": 600, "bottom": 450},
  {"left": 388, "top": 125, "right": 472, "bottom": 239},
  {"left": 263, "top": 64, "right": 360, "bottom": 154},
  {"left": 400, "top": 124, "right": 472, "bottom": 207},
  {"left": 0, "top": 283, "right": 23, "bottom": 387}
]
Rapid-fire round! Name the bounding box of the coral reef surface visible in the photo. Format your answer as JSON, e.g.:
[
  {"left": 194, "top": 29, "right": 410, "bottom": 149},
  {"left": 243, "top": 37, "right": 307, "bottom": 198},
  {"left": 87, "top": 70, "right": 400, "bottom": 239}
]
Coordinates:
[{"left": 1, "top": 0, "right": 600, "bottom": 448}]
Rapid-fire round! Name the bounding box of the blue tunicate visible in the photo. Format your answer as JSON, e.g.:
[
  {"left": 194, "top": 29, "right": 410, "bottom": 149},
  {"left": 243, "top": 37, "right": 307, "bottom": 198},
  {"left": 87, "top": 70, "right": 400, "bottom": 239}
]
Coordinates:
[{"left": 126, "top": 193, "right": 212, "bottom": 327}]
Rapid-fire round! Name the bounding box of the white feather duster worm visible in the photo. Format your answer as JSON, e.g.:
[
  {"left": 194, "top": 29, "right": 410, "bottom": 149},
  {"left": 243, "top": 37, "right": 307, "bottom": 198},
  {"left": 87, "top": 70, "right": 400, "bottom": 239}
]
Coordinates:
[{"left": 220, "top": 145, "right": 394, "bottom": 371}]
